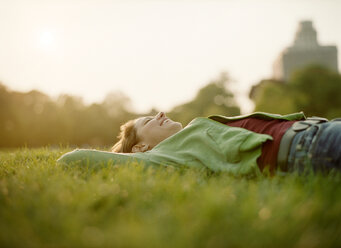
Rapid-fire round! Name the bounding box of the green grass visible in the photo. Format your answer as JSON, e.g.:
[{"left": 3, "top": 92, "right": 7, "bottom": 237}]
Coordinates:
[{"left": 1, "top": 148, "right": 341, "bottom": 248}]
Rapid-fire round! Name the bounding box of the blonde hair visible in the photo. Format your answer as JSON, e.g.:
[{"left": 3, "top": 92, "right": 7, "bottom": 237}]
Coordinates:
[{"left": 111, "top": 119, "right": 138, "bottom": 153}]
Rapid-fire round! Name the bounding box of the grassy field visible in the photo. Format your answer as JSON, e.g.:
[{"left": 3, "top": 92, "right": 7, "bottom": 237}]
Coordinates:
[{"left": 0, "top": 148, "right": 341, "bottom": 248}]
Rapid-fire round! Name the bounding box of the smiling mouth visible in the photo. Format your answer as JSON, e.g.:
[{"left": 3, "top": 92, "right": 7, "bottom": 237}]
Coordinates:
[{"left": 161, "top": 118, "right": 168, "bottom": 126}]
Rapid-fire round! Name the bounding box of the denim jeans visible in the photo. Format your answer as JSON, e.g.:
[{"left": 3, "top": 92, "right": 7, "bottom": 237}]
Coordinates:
[{"left": 287, "top": 121, "right": 341, "bottom": 173}]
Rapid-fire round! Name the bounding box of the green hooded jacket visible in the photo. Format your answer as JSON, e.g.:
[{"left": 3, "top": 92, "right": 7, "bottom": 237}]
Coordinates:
[{"left": 57, "top": 112, "right": 305, "bottom": 176}]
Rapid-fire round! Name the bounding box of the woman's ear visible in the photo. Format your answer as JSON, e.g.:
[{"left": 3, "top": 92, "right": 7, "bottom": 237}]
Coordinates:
[{"left": 132, "top": 143, "right": 150, "bottom": 153}]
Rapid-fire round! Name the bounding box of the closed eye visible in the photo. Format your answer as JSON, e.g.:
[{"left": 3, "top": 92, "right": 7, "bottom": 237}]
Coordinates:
[{"left": 144, "top": 118, "right": 152, "bottom": 125}]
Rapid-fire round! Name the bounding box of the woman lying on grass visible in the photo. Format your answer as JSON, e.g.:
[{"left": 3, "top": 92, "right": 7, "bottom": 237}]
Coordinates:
[{"left": 58, "top": 111, "right": 341, "bottom": 176}]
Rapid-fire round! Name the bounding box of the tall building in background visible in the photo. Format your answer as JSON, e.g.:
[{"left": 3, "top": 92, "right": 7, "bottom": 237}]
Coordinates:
[{"left": 273, "top": 20, "right": 338, "bottom": 81}]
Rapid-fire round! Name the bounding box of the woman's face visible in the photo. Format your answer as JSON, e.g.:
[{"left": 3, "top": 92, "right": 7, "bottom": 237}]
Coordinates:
[{"left": 134, "top": 112, "right": 183, "bottom": 150}]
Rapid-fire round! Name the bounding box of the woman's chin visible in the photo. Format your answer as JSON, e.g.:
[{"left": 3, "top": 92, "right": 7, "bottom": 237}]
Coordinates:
[{"left": 173, "top": 122, "right": 183, "bottom": 131}]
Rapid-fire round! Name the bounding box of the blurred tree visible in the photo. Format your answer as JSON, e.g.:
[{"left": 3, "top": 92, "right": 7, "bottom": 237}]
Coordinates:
[
  {"left": 250, "top": 79, "right": 296, "bottom": 114},
  {"left": 290, "top": 65, "right": 341, "bottom": 118},
  {"left": 103, "top": 91, "right": 132, "bottom": 117},
  {"left": 168, "top": 72, "right": 240, "bottom": 125},
  {"left": 250, "top": 65, "right": 341, "bottom": 119}
]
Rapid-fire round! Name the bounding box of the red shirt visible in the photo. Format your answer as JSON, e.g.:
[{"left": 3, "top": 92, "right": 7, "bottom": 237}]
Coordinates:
[{"left": 225, "top": 118, "right": 295, "bottom": 172}]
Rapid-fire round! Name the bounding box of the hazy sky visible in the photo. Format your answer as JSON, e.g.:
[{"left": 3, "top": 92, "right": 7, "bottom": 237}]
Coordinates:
[{"left": 0, "top": 0, "right": 340, "bottom": 113}]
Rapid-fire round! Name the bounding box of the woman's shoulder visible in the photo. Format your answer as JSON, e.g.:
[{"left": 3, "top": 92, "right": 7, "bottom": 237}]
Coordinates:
[{"left": 208, "top": 112, "right": 306, "bottom": 123}]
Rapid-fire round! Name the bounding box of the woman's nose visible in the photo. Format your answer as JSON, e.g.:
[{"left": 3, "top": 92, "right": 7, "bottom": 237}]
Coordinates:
[{"left": 156, "top": 112, "right": 165, "bottom": 119}]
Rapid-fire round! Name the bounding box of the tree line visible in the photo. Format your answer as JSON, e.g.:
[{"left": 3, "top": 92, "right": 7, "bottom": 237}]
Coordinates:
[
  {"left": 0, "top": 84, "right": 137, "bottom": 148},
  {"left": 0, "top": 72, "right": 240, "bottom": 148}
]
